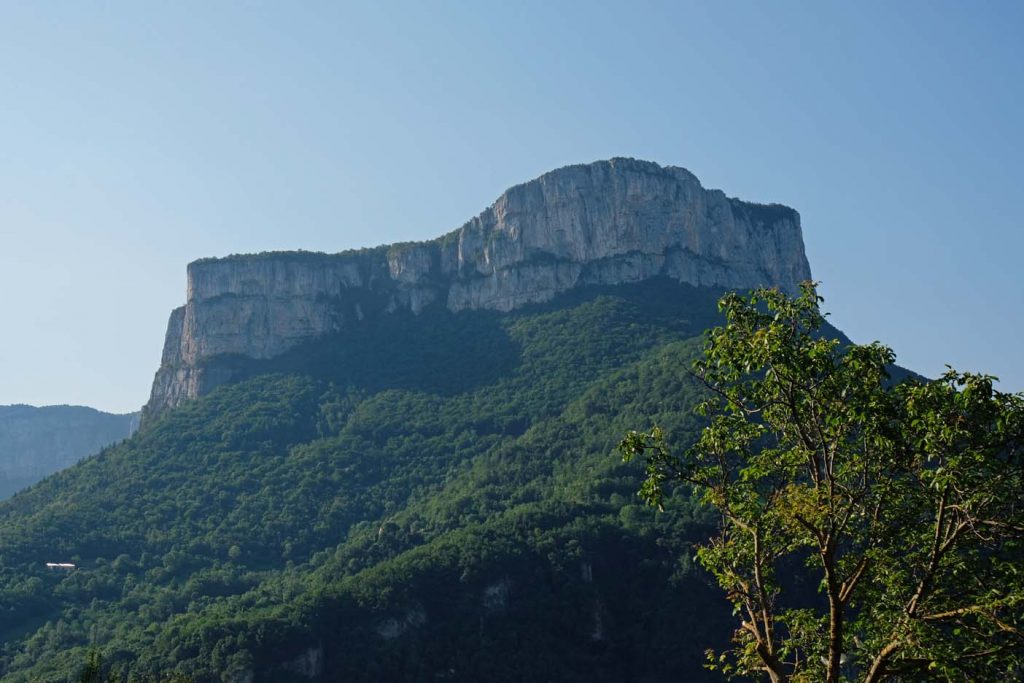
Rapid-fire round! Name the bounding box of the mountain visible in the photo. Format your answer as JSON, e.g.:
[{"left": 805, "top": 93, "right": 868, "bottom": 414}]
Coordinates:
[
  {"left": 0, "top": 405, "right": 138, "bottom": 501},
  {"left": 145, "top": 157, "right": 810, "bottom": 418},
  {"left": 0, "top": 159, "right": 812, "bottom": 681}
]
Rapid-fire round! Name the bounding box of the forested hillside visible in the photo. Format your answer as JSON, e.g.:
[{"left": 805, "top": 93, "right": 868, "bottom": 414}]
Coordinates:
[{"left": 2, "top": 280, "right": 747, "bottom": 681}]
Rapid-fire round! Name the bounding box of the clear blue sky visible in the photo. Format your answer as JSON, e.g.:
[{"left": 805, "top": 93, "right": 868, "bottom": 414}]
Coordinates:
[{"left": 1, "top": 1, "right": 1021, "bottom": 413}]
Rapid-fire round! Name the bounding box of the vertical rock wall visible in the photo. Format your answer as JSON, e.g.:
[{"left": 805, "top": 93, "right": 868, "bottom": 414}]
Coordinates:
[{"left": 145, "top": 158, "right": 812, "bottom": 418}]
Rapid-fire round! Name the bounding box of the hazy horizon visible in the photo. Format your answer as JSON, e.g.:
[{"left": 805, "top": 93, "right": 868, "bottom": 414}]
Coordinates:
[{"left": 2, "top": 1, "right": 1022, "bottom": 413}]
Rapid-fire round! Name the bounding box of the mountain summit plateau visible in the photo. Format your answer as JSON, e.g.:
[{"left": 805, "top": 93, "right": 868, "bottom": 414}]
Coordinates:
[{"left": 145, "top": 158, "right": 811, "bottom": 417}]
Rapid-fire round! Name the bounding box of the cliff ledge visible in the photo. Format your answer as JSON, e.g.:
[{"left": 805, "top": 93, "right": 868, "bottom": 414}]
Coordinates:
[{"left": 145, "top": 158, "right": 812, "bottom": 418}]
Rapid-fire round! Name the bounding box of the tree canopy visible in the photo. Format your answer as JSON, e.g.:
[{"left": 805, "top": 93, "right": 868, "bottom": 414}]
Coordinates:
[{"left": 621, "top": 283, "right": 1024, "bottom": 682}]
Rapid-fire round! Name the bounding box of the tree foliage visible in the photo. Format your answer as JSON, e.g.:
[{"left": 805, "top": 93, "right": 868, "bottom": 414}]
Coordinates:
[{"left": 621, "top": 283, "right": 1024, "bottom": 682}]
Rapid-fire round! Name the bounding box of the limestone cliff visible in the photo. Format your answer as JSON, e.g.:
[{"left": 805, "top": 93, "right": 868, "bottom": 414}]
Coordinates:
[
  {"left": 145, "top": 158, "right": 812, "bottom": 418},
  {"left": 0, "top": 405, "right": 139, "bottom": 499}
]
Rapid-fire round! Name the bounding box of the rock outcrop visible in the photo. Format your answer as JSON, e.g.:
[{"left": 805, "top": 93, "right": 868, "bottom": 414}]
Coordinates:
[
  {"left": 0, "top": 405, "right": 139, "bottom": 499},
  {"left": 145, "top": 158, "right": 812, "bottom": 418}
]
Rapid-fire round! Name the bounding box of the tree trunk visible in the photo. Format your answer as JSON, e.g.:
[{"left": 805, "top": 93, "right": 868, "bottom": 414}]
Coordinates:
[
  {"left": 823, "top": 545, "right": 844, "bottom": 683},
  {"left": 827, "top": 589, "right": 843, "bottom": 682}
]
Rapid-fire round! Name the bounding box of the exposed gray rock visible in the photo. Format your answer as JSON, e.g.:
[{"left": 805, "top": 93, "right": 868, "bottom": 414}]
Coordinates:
[
  {"left": 281, "top": 645, "right": 323, "bottom": 678},
  {"left": 376, "top": 605, "right": 427, "bottom": 640},
  {"left": 482, "top": 577, "right": 512, "bottom": 612},
  {"left": 145, "top": 158, "right": 812, "bottom": 418},
  {"left": 0, "top": 405, "right": 138, "bottom": 499}
]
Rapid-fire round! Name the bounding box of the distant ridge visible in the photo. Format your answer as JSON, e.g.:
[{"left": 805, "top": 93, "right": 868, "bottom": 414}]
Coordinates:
[{"left": 0, "top": 404, "right": 138, "bottom": 499}]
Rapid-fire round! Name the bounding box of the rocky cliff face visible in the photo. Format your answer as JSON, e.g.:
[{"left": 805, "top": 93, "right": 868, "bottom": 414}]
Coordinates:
[
  {"left": 0, "top": 405, "right": 138, "bottom": 499},
  {"left": 145, "top": 158, "right": 812, "bottom": 418}
]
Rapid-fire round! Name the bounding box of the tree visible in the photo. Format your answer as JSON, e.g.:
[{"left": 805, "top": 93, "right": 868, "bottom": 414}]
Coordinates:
[
  {"left": 78, "top": 650, "right": 104, "bottom": 683},
  {"left": 78, "top": 650, "right": 195, "bottom": 683},
  {"left": 620, "top": 283, "right": 1024, "bottom": 682}
]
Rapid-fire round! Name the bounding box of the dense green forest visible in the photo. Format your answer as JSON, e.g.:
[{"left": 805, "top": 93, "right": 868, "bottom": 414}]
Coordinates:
[{"left": 1, "top": 280, "right": 749, "bottom": 681}]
